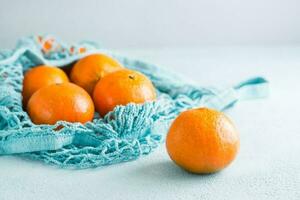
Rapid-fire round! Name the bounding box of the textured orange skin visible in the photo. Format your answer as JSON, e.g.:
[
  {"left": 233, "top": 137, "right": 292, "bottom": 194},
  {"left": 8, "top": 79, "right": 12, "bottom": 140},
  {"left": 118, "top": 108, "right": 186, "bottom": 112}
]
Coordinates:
[
  {"left": 70, "top": 54, "right": 123, "bottom": 95},
  {"left": 93, "top": 69, "right": 156, "bottom": 117},
  {"left": 22, "top": 65, "right": 69, "bottom": 106},
  {"left": 166, "top": 108, "right": 240, "bottom": 174},
  {"left": 27, "top": 83, "right": 94, "bottom": 125}
]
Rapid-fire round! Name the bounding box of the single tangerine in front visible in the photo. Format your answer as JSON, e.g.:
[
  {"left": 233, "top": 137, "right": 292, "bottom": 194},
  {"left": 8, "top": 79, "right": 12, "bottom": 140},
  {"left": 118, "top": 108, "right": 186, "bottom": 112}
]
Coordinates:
[{"left": 166, "top": 108, "right": 240, "bottom": 174}]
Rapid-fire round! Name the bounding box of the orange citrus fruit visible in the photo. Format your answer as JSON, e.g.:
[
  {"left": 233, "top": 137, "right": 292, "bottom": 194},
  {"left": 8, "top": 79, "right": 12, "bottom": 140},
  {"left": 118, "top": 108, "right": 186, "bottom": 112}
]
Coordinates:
[
  {"left": 70, "top": 54, "right": 123, "bottom": 95},
  {"left": 166, "top": 108, "right": 239, "bottom": 174},
  {"left": 22, "top": 65, "right": 69, "bottom": 106},
  {"left": 93, "top": 69, "right": 156, "bottom": 116},
  {"left": 27, "top": 83, "right": 94, "bottom": 125}
]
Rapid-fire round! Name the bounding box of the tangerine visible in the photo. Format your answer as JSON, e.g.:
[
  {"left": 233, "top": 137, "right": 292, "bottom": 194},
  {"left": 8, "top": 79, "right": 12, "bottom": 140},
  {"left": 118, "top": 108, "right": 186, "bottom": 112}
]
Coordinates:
[
  {"left": 27, "top": 83, "right": 94, "bottom": 125},
  {"left": 70, "top": 54, "right": 123, "bottom": 95},
  {"left": 93, "top": 69, "right": 156, "bottom": 116},
  {"left": 166, "top": 108, "right": 239, "bottom": 174},
  {"left": 22, "top": 65, "right": 69, "bottom": 106}
]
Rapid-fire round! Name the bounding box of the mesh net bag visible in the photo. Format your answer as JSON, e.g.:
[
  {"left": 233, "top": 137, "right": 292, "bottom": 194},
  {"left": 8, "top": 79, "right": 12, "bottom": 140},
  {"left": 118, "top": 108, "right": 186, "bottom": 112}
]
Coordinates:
[{"left": 0, "top": 35, "right": 268, "bottom": 169}]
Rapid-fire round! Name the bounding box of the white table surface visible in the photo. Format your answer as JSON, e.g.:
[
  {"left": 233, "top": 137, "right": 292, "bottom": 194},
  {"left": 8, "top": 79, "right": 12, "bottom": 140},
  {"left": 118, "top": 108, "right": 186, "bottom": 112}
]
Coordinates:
[{"left": 0, "top": 46, "right": 299, "bottom": 200}]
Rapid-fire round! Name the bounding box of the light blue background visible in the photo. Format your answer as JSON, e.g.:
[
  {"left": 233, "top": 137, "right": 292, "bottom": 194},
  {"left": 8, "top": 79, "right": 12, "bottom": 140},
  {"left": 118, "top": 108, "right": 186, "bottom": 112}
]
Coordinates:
[{"left": 1, "top": 0, "right": 300, "bottom": 48}]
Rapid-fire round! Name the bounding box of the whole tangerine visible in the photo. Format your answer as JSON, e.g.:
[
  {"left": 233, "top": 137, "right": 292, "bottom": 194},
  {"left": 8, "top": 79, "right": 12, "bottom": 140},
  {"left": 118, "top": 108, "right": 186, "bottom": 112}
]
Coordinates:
[
  {"left": 70, "top": 54, "right": 123, "bottom": 95},
  {"left": 93, "top": 69, "right": 156, "bottom": 116},
  {"left": 27, "top": 83, "right": 94, "bottom": 125},
  {"left": 166, "top": 108, "right": 240, "bottom": 174},
  {"left": 22, "top": 65, "right": 69, "bottom": 106}
]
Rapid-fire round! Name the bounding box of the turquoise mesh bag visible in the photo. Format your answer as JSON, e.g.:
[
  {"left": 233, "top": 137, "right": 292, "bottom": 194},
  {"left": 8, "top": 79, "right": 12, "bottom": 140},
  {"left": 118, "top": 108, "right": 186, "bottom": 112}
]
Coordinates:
[{"left": 0, "top": 35, "right": 268, "bottom": 169}]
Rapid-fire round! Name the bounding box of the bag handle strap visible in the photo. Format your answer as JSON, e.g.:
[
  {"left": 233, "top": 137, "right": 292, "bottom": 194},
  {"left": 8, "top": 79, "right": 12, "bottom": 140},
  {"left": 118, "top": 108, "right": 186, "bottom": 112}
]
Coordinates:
[{"left": 201, "top": 77, "right": 269, "bottom": 111}]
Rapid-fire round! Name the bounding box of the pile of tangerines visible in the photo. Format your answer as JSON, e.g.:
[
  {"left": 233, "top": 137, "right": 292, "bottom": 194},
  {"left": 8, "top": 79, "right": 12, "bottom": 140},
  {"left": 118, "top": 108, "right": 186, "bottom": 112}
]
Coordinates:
[
  {"left": 22, "top": 53, "right": 239, "bottom": 174},
  {"left": 23, "top": 54, "right": 156, "bottom": 124}
]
